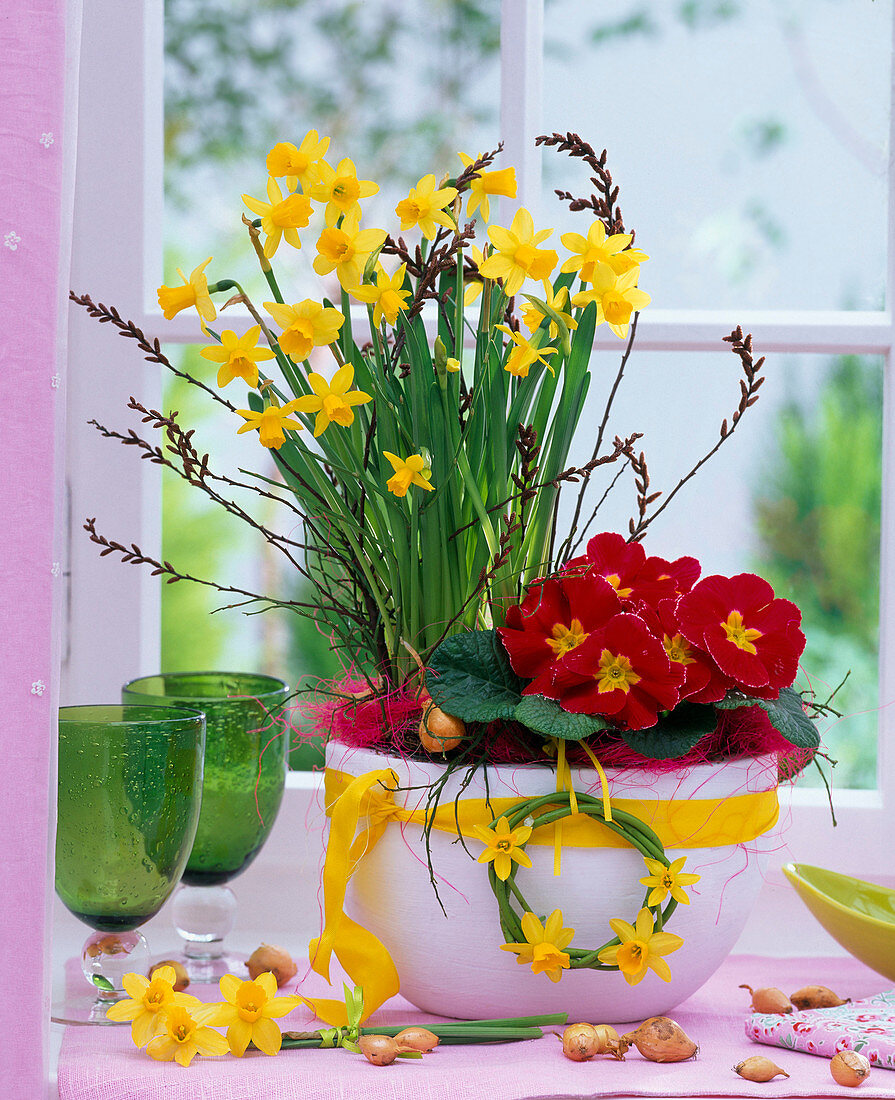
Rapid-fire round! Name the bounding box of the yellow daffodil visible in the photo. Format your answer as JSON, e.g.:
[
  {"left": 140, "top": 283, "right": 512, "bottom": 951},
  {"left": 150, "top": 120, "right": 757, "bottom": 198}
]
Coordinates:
[
  {"left": 521, "top": 281, "right": 578, "bottom": 341},
  {"left": 242, "top": 177, "right": 313, "bottom": 258},
  {"left": 292, "top": 364, "right": 372, "bottom": 436},
  {"left": 383, "top": 451, "right": 434, "bottom": 497},
  {"left": 597, "top": 907, "right": 683, "bottom": 986},
  {"left": 351, "top": 264, "right": 411, "bottom": 327},
  {"left": 478, "top": 207, "right": 558, "bottom": 297},
  {"left": 105, "top": 966, "right": 201, "bottom": 1046},
  {"left": 157, "top": 257, "right": 216, "bottom": 328},
  {"left": 266, "top": 130, "right": 330, "bottom": 191},
  {"left": 395, "top": 174, "right": 458, "bottom": 240},
  {"left": 463, "top": 244, "right": 486, "bottom": 306},
  {"left": 472, "top": 815, "right": 533, "bottom": 881},
  {"left": 640, "top": 856, "right": 701, "bottom": 906},
  {"left": 199, "top": 326, "right": 275, "bottom": 389},
  {"left": 458, "top": 152, "right": 517, "bottom": 222},
  {"left": 144, "top": 1003, "right": 229, "bottom": 1067},
  {"left": 561, "top": 219, "right": 649, "bottom": 283},
  {"left": 445, "top": 357, "right": 461, "bottom": 372},
  {"left": 200, "top": 972, "right": 302, "bottom": 1057},
  {"left": 311, "top": 157, "right": 379, "bottom": 226},
  {"left": 313, "top": 216, "right": 387, "bottom": 290},
  {"left": 572, "top": 265, "right": 651, "bottom": 339},
  {"left": 264, "top": 299, "right": 344, "bottom": 362},
  {"left": 495, "top": 324, "right": 557, "bottom": 378},
  {"left": 236, "top": 400, "right": 305, "bottom": 449},
  {"left": 500, "top": 909, "right": 574, "bottom": 983}
]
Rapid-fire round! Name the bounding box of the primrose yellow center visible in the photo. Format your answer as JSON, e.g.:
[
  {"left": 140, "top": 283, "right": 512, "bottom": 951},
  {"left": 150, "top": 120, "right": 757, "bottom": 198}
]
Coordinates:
[
  {"left": 617, "top": 939, "right": 647, "bottom": 974},
  {"left": 596, "top": 649, "right": 641, "bottom": 694},
  {"left": 722, "top": 610, "right": 762, "bottom": 654},
  {"left": 546, "top": 618, "right": 589, "bottom": 658},
  {"left": 604, "top": 573, "right": 633, "bottom": 598},
  {"left": 332, "top": 177, "right": 360, "bottom": 206},
  {"left": 602, "top": 291, "right": 633, "bottom": 326},
  {"left": 664, "top": 632, "right": 695, "bottom": 665}
]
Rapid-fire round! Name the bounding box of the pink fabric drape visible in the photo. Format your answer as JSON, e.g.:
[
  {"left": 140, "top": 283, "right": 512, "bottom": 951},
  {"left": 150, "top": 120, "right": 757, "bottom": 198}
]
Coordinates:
[{"left": 0, "top": 1, "right": 80, "bottom": 1096}]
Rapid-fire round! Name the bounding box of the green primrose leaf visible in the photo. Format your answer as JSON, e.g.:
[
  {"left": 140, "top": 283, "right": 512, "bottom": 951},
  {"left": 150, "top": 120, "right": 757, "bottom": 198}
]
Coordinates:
[
  {"left": 621, "top": 702, "right": 719, "bottom": 760},
  {"left": 514, "top": 694, "right": 612, "bottom": 741},
  {"left": 426, "top": 630, "right": 525, "bottom": 722}
]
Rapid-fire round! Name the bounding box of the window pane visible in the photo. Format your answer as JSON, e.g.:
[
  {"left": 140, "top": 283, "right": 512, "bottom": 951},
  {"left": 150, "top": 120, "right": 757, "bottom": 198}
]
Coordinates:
[
  {"left": 542, "top": 0, "right": 891, "bottom": 311},
  {"left": 164, "top": 0, "right": 501, "bottom": 273},
  {"left": 556, "top": 344, "right": 881, "bottom": 789}
]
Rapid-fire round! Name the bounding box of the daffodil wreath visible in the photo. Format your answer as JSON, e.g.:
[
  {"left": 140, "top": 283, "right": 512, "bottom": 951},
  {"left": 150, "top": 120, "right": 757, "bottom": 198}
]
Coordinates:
[{"left": 484, "top": 790, "right": 685, "bottom": 974}]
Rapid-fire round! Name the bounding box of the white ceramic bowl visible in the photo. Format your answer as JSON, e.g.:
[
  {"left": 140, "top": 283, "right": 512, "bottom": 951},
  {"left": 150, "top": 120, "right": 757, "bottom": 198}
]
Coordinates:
[{"left": 325, "top": 742, "right": 780, "bottom": 1022}]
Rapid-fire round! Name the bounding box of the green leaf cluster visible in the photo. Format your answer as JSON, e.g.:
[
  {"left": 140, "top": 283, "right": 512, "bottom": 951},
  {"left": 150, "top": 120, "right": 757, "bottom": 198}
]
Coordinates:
[{"left": 427, "top": 629, "right": 819, "bottom": 758}]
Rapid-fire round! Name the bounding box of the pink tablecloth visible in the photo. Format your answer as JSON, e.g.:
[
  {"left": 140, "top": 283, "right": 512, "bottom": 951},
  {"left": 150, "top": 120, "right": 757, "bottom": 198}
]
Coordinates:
[{"left": 58, "top": 954, "right": 895, "bottom": 1100}]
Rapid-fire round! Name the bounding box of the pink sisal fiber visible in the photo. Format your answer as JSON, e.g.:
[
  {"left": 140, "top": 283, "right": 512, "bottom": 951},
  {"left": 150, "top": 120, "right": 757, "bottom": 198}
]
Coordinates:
[{"left": 297, "top": 676, "right": 810, "bottom": 778}]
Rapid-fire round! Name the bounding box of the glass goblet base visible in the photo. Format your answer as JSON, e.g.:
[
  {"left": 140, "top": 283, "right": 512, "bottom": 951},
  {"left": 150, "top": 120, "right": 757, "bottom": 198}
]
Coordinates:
[
  {"left": 51, "top": 929, "right": 150, "bottom": 1025},
  {"left": 171, "top": 883, "right": 248, "bottom": 984}
]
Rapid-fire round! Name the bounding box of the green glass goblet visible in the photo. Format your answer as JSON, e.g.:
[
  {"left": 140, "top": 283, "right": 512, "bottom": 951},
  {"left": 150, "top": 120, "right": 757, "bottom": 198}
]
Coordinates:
[
  {"left": 53, "top": 704, "right": 205, "bottom": 1023},
  {"left": 121, "top": 672, "right": 289, "bottom": 982}
]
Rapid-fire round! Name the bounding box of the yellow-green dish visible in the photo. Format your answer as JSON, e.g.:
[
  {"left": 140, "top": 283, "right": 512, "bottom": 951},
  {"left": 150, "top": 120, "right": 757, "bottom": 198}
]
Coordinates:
[{"left": 783, "top": 862, "right": 895, "bottom": 981}]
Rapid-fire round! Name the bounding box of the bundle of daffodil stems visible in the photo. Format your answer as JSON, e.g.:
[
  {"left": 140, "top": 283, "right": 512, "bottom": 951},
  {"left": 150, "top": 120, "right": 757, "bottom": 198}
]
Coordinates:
[{"left": 156, "top": 129, "right": 650, "bottom": 685}]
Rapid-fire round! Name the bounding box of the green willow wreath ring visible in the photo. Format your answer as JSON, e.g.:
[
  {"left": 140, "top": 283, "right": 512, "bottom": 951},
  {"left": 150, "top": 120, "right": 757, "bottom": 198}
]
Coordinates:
[{"left": 486, "top": 790, "right": 680, "bottom": 972}]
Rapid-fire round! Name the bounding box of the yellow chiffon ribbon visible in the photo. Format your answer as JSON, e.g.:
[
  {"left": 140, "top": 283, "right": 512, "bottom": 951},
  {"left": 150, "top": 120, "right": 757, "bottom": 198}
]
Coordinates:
[{"left": 307, "top": 764, "right": 779, "bottom": 1023}]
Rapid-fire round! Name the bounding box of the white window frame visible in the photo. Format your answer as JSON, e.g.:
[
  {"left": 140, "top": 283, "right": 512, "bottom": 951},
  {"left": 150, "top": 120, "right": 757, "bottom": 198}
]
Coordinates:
[{"left": 65, "top": 0, "right": 895, "bottom": 891}]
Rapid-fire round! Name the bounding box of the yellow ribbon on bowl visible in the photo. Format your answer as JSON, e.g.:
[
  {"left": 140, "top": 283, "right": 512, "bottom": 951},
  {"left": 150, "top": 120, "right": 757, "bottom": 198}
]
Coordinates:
[{"left": 306, "top": 764, "right": 779, "bottom": 1024}]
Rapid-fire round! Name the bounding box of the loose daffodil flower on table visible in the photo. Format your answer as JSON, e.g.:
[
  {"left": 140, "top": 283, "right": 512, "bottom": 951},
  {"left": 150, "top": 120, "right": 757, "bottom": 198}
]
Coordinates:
[
  {"left": 395, "top": 174, "right": 458, "bottom": 240},
  {"left": 105, "top": 965, "right": 201, "bottom": 1046},
  {"left": 478, "top": 207, "right": 558, "bottom": 297},
  {"left": 640, "top": 856, "right": 701, "bottom": 906},
  {"left": 144, "top": 1003, "right": 229, "bottom": 1067},
  {"left": 383, "top": 451, "right": 434, "bottom": 497},
  {"left": 473, "top": 815, "right": 532, "bottom": 881},
  {"left": 242, "top": 176, "right": 313, "bottom": 258},
  {"left": 236, "top": 400, "right": 305, "bottom": 450},
  {"left": 500, "top": 909, "right": 575, "bottom": 982},
  {"left": 157, "top": 257, "right": 216, "bottom": 328},
  {"left": 266, "top": 130, "right": 330, "bottom": 191},
  {"left": 351, "top": 264, "right": 412, "bottom": 328},
  {"left": 201, "top": 972, "right": 303, "bottom": 1057},
  {"left": 597, "top": 907, "right": 683, "bottom": 986},
  {"left": 264, "top": 299, "right": 344, "bottom": 362},
  {"left": 572, "top": 264, "right": 651, "bottom": 340},
  {"left": 293, "top": 364, "right": 372, "bottom": 437},
  {"left": 457, "top": 152, "right": 517, "bottom": 222},
  {"left": 200, "top": 326, "right": 275, "bottom": 389}
]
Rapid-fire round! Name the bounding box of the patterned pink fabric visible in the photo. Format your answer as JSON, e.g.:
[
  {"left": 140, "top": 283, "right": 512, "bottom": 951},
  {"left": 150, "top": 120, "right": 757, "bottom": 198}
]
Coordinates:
[
  {"left": 0, "top": 1, "right": 78, "bottom": 1097},
  {"left": 58, "top": 954, "right": 895, "bottom": 1099},
  {"left": 748, "top": 990, "right": 895, "bottom": 1069}
]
